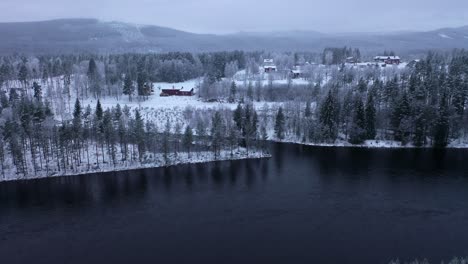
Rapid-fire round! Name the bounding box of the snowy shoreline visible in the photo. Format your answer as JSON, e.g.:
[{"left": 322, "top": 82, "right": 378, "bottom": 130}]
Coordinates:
[
  {"left": 0, "top": 150, "right": 271, "bottom": 183},
  {"left": 276, "top": 139, "right": 468, "bottom": 149}
]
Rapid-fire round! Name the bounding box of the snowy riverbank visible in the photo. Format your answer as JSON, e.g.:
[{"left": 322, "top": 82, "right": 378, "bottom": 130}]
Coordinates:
[{"left": 0, "top": 149, "right": 271, "bottom": 183}]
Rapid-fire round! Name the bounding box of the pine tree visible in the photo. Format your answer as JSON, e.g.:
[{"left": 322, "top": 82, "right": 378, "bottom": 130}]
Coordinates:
[
  {"left": 357, "top": 78, "right": 367, "bottom": 93},
  {"left": 137, "top": 71, "right": 148, "bottom": 98},
  {"left": 163, "top": 118, "right": 171, "bottom": 165},
  {"left": 32, "top": 82, "right": 42, "bottom": 101},
  {"left": 173, "top": 122, "right": 182, "bottom": 156},
  {"left": 9, "top": 89, "right": 19, "bottom": 103},
  {"left": 365, "top": 93, "right": 376, "bottom": 139},
  {"left": 134, "top": 109, "right": 146, "bottom": 161},
  {"left": 123, "top": 74, "right": 134, "bottom": 101},
  {"left": 183, "top": 125, "right": 194, "bottom": 158},
  {"left": 274, "top": 107, "right": 285, "bottom": 140},
  {"left": 95, "top": 100, "right": 103, "bottom": 124},
  {"left": 247, "top": 82, "right": 254, "bottom": 101},
  {"left": 94, "top": 100, "right": 104, "bottom": 165},
  {"left": 18, "top": 64, "right": 28, "bottom": 88},
  {"left": 72, "top": 99, "right": 82, "bottom": 155},
  {"left": 319, "top": 89, "right": 339, "bottom": 142},
  {"left": 391, "top": 92, "right": 411, "bottom": 142},
  {"left": 227, "top": 124, "right": 239, "bottom": 156},
  {"left": 88, "top": 59, "right": 101, "bottom": 98},
  {"left": 0, "top": 91, "right": 9, "bottom": 108},
  {"left": 260, "top": 125, "right": 269, "bottom": 153},
  {"left": 433, "top": 91, "right": 450, "bottom": 148},
  {"left": 341, "top": 89, "right": 354, "bottom": 140},
  {"left": 233, "top": 103, "right": 243, "bottom": 131},
  {"left": 349, "top": 98, "right": 366, "bottom": 144},
  {"left": 312, "top": 83, "right": 321, "bottom": 99},
  {"left": 0, "top": 64, "right": 7, "bottom": 89},
  {"left": 103, "top": 110, "right": 117, "bottom": 166},
  {"left": 211, "top": 111, "right": 225, "bottom": 159},
  {"left": 305, "top": 100, "right": 312, "bottom": 118},
  {"left": 229, "top": 81, "right": 237, "bottom": 103}
]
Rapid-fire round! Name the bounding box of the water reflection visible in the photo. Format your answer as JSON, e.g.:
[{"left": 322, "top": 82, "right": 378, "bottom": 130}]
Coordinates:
[
  {"left": 1, "top": 144, "right": 468, "bottom": 211},
  {"left": 2, "top": 143, "right": 468, "bottom": 264}
]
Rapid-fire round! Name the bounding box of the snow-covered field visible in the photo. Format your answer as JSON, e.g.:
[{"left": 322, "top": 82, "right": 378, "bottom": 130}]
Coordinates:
[{"left": 81, "top": 78, "right": 282, "bottom": 132}]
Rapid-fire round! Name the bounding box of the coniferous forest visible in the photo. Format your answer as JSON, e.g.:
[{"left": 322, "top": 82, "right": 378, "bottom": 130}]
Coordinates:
[{"left": 1, "top": 49, "right": 468, "bottom": 179}]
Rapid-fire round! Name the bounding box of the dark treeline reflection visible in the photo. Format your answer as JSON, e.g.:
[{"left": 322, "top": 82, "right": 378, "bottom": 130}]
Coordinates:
[
  {"left": 0, "top": 158, "right": 271, "bottom": 211},
  {"left": 1, "top": 144, "right": 467, "bottom": 211},
  {"left": 2, "top": 143, "right": 468, "bottom": 264}
]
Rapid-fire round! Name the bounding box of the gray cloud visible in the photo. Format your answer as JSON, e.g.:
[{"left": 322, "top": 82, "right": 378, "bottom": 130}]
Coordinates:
[{"left": 1, "top": 0, "right": 467, "bottom": 33}]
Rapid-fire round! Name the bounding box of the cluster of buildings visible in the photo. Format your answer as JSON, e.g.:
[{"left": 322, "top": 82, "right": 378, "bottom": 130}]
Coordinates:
[
  {"left": 261, "top": 55, "right": 404, "bottom": 80},
  {"left": 261, "top": 59, "right": 304, "bottom": 79},
  {"left": 345, "top": 55, "right": 402, "bottom": 68},
  {"left": 373, "top": 55, "right": 401, "bottom": 65}
]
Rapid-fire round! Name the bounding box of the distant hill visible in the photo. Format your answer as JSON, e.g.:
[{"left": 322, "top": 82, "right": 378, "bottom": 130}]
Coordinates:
[{"left": 0, "top": 19, "right": 467, "bottom": 54}]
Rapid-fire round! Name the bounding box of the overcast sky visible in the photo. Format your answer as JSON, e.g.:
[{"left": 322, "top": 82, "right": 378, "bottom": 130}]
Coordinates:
[{"left": 1, "top": 0, "right": 467, "bottom": 33}]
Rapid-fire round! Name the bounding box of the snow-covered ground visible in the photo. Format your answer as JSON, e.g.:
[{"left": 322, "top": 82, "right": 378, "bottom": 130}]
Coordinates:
[
  {"left": 233, "top": 69, "right": 312, "bottom": 86},
  {"left": 0, "top": 149, "right": 271, "bottom": 183},
  {"left": 55, "top": 76, "right": 468, "bottom": 151},
  {"left": 81, "top": 78, "right": 282, "bottom": 132},
  {"left": 280, "top": 139, "right": 414, "bottom": 149},
  {"left": 279, "top": 138, "right": 468, "bottom": 149}
]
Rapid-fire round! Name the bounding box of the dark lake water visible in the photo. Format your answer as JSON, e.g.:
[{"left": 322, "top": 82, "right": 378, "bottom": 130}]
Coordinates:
[{"left": 1, "top": 143, "right": 468, "bottom": 264}]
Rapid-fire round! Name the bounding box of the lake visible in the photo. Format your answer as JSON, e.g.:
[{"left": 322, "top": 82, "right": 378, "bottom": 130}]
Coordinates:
[{"left": 1, "top": 143, "right": 468, "bottom": 264}]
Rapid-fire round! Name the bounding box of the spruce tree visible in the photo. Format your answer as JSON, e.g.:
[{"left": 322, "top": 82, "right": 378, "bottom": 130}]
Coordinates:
[
  {"left": 247, "top": 82, "right": 254, "bottom": 101},
  {"left": 18, "top": 64, "right": 28, "bottom": 88},
  {"left": 72, "top": 99, "right": 82, "bottom": 145},
  {"left": 32, "top": 82, "right": 42, "bottom": 101},
  {"left": 229, "top": 81, "right": 237, "bottom": 103},
  {"left": 123, "top": 74, "right": 134, "bottom": 101},
  {"left": 365, "top": 93, "right": 376, "bottom": 139},
  {"left": 433, "top": 91, "right": 450, "bottom": 148},
  {"left": 349, "top": 98, "right": 366, "bottom": 144},
  {"left": 183, "top": 126, "right": 194, "bottom": 158},
  {"left": 233, "top": 103, "right": 243, "bottom": 131},
  {"left": 94, "top": 100, "right": 104, "bottom": 165},
  {"left": 163, "top": 118, "right": 171, "bottom": 165},
  {"left": 88, "top": 59, "right": 101, "bottom": 98},
  {"left": 319, "top": 89, "right": 339, "bottom": 142},
  {"left": 391, "top": 92, "right": 411, "bottom": 142},
  {"left": 134, "top": 109, "right": 146, "bottom": 161},
  {"left": 211, "top": 111, "right": 224, "bottom": 159},
  {"left": 275, "top": 107, "right": 285, "bottom": 140}
]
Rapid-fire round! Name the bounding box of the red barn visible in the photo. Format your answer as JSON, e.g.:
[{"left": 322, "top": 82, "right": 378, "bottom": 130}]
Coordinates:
[
  {"left": 179, "top": 87, "right": 194, "bottom": 96},
  {"left": 160, "top": 86, "right": 194, "bottom": 96}
]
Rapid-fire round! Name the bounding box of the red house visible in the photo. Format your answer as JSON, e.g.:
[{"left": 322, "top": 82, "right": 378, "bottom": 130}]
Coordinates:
[{"left": 161, "top": 86, "right": 194, "bottom": 96}]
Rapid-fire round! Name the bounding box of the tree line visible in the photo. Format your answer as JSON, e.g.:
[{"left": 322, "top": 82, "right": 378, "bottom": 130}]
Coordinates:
[
  {"left": 269, "top": 50, "right": 468, "bottom": 148},
  {"left": 0, "top": 87, "right": 267, "bottom": 178},
  {"left": 0, "top": 51, "right": 247, "bottom": 99}
]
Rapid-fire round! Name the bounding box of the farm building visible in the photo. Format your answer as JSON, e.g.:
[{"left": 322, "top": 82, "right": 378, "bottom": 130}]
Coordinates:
[
  {"left": 346, "top": 56, "right": 358, "bottom": 64},
  {"left": 290, "top": 66, "right": 303, "bottom": 78},
  {"left": 291, "top": 69, "right": 302, "bottom": 78},
  {"left": 160, "top": 86, "right": 194, "bottom": 96},
  {"left": 374, "top": 56, "right": 401, "bottom": 65},
  {"left": 263, "top": 59, "right": 277, "bottom": 73}
]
